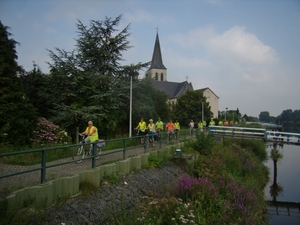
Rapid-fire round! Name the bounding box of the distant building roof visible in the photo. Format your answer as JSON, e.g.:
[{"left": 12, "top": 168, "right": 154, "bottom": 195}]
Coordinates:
[
  {"left": 152, "top": 80, "right": 193, "bottom": 99},
  {"left": 148, "top": 33, "right": 166, "bottom": 70},
  {"left": 196, "top": 87, "right": 219, "bottom": 98}
]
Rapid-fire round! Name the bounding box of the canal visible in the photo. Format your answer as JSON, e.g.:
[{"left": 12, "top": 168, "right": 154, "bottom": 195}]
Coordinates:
[{"left": 264, "top": 144, "right": 300, "bottom": 224}]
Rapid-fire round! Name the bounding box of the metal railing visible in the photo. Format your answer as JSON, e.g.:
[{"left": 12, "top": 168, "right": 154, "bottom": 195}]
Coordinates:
[
  {"left": 208, "top": 126, "right": 300, "bottom": 145},
  {"left": 0, "top": 129, "right": 194, "bottom": 185}
]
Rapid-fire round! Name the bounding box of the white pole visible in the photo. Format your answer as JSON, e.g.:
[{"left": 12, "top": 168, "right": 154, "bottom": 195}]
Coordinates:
[
  {"left": 129, "top": 75, "right": 132, "bottom": 137},
  {"left": 202, "top": 101, "right": 204, "bottom": 122}
]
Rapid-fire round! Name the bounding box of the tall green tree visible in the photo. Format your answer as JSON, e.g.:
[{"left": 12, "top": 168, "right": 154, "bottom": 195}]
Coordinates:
[
  {"left": 259, "top": 111, "right": 271, "bottom": 123},
  {"left": 131, "top": 78, "right": 169, "bottom": 125},
  {"left": 172, "top": 90, "right": 210, "bottom": 126},
  {"left": 0, "top": 21, "right": 38, "bottom": 147},
  {"left": 21, "top": 62, "right": 51, "bottom": 118},
  {"left": 46, "top": 16, "right": 148, "bottom": 139}
]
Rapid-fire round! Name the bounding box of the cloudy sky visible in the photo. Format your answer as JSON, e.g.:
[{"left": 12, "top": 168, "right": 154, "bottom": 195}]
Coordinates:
[{"left": 1, "top": 0, "right": 300, "bottom": 118}]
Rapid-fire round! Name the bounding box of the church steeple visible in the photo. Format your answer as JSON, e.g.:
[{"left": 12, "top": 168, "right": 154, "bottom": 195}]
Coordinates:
[
  {"left": 149, "top": 33, "right": 166, "bottom": 70},
  {"left": 146, "top": 32, "right": 167, "bottom": 81}
]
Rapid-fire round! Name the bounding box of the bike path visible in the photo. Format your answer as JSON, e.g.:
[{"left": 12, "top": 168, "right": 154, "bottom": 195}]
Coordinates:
[
  {"left": 0, "top": 144, "right": 160, "bottom": 199},
  {"left": 0, "top": 134, "right": 195, "bottom": 199}
]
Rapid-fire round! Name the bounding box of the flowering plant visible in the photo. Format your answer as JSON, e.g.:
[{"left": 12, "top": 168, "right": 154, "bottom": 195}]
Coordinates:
[{"left": 31, "top": 118, "right": 71, "bottom": 145}]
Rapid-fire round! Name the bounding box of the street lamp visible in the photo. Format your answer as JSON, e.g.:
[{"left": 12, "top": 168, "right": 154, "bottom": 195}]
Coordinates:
[
  {"left": 225, "top": 107, "right": 228, "bottom": 121},
  {"left": 202, "top": 101, "right": 204, "bottom": 122}
]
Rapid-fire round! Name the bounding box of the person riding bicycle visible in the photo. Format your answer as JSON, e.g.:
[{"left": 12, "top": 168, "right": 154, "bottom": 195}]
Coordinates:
[
  {"left": 174, "top": 120, "right": 180, "bottom": 138},
  {"left": 135, "top": 117, "right": 147, "bottom": 143},
  {"left": 148, "top": 119, "right": 156, "bottom": 146},
  {"left": 166, "top": 119, "right": 175, "bottom": 139},
  {"left": 155, "top": 117, "right": 164, "bottom": 132},
  {"left": 189, "top": 119, "right": 195, "bottom": 134},
  {"left": 80, "top": 121, "right": 99, "bottom": 143}
]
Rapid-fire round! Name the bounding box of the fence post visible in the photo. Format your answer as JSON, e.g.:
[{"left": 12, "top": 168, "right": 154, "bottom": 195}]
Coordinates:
[
  {"left": 41, "top": 149, "right": 46, "bottom": 183},
  {"left": 92, "top": 142, "right": 96, "bottom": 168},
  {"left": 123, "top": 139, "right": 126, "bottom": 160}
]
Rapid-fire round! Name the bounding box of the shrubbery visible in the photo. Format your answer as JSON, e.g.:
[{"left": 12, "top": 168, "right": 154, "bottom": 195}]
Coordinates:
[{"left": 31, "top": 118, "right": 71, "bottom": 146}]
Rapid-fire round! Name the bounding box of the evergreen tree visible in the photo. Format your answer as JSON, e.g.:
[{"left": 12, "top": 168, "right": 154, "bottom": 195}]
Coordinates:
[
  {"left": 46, "top": 15, "right": 148, "bottom": 139},
  {"left": 21, "top": 62, "right": 51, "bottom": 118},
  {"left": 0, "top": 21, "right": 38, "bottom": 147}
]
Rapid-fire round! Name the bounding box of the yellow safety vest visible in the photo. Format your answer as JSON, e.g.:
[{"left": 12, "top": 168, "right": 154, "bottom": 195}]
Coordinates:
[
  {"left": 139, "top": 121, "right": 147, "bottom": 132},
  {"left": 85, "top": 126, "right": 98, "bottom": 142},
  {"left": 175, "top": 122, "right": 180, "bottom": 130}
]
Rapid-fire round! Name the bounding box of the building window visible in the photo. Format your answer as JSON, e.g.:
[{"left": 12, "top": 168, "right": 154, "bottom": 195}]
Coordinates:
[
  {"left": 155, "top": 73, "right": 158, "bottom": 80},
  {"left": 161, "top": 73, "right": 164, "bottom": 81}
]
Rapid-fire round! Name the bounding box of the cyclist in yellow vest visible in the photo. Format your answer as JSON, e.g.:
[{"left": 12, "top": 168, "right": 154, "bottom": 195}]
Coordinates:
[
  {"left": 174, "top": 120, "right": 180, "bottom": 139},
  {"left": 218, "top": 120, "right": 223, "bottom": 126},
  {"left": 198, "top": 121, "right": 203, "bottom": 131},
  {"left": 209, "top": 119, "right": 215, "bottom": 126},
  {"left": 81, "top": 121, "right": 99, "bottom": 143},
  {"left": 135, "top": 117, "right": 147, "bottom": 143},
  {"left": 155, "top": 117, "right": 164, "bottom": 132},
  {"left": 148, "top": 119, "right": 156, "bottom": 146}
]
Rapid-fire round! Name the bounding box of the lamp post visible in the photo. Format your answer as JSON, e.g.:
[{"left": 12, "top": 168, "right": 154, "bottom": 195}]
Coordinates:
[
  {"left": 225, "top": 107, "right": 228, "bottom": 121},
  {"left": 129, "top": 74, "right": 133, "bottom": 137},
  {"left": 202, "top": 101, "right": 204, "bottom": 122}
]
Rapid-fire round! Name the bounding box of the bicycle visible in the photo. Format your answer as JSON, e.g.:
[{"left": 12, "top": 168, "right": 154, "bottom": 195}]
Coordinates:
[
  {"left": 166, "top": 130, "right": 174, "bottom": 144},
  {"left": 72, "top": 134, "right": 104, "bottom": 164},
  {"left": 135, "top": 128, "right": 150, "bottom": 149},
  {"left": 174, "top": 129, "right": 179, "bottom": 141}
]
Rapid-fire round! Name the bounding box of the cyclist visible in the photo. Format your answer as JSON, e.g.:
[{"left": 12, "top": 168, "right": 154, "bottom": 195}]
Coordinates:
[
  {"left": 198, "top": 121, "right": 203, "bottom": 132},
  {"left": 155, "top": 117, "right": 164, "bottom": 141},
  {"left": 135, "top": 117, "right": 147, "bottom": 143},
  {"left": 165, "top": 119, "right": 175, "bottom": 139},
  {"left": 174, "top": 120, "right": 180, "bottom": 139},
  {"left": 148, "top": 119, "right": 156, "bottom": 146},
  {"left": 80, "top": 121, "right": 99, "bottom": 143},
  {"left": 189, "top": 119, "right": 195, "bottom": 135}
]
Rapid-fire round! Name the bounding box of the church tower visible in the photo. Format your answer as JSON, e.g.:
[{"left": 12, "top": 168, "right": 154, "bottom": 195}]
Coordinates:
[{"left": 146, "top": 32, "right": 167, "bottom": 81}]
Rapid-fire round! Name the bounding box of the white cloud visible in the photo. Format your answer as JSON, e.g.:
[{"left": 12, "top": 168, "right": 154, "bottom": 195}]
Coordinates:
[{"left": 208, "top": 26, "right": 279, "bottom": 64}]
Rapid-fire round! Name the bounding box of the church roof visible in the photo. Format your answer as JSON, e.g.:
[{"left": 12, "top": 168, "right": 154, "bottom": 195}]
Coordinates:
[
  {"left": 196, "top": 87, "right": 219, "bottom": 98},
  {"left": 148, "top": 33, "right": 166, "bottom": 70},
  {"left": 152, "top": 80, "right": 193, "bottom": 99}
]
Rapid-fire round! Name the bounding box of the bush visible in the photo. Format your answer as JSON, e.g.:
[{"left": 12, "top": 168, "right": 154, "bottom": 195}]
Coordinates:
[
  {"left": 187, "top": 132, "right": 215, "bottom": 155},
  {"left": 31, "top": 118, "right": 71, "bottom": 146}
]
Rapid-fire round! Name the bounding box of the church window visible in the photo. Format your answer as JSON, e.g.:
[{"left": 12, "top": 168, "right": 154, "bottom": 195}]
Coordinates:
[
  {"left": 160, "top": 73, "right": 164, "bottom": 81},
  {"left": 155, "top": 73, "right": 158, "bottom": 80}
]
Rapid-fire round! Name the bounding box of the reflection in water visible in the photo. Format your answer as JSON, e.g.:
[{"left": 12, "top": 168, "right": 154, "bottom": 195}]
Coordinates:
[
  {"left": 265, "top": 143, "right": 300, "bottom": 224},
  {"left": 269, "top": 142, "right": 283, "bottom": 202}
]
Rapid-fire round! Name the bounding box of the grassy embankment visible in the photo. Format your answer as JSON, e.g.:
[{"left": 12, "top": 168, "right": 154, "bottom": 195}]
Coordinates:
[{"left": 108, "top": 132, "right": 270, "bottom": 225}]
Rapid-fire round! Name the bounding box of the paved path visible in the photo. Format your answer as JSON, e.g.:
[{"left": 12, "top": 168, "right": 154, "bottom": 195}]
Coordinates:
[
  {"left": 0, "top": 139, "right": 178, "bottom": 199},
  {"left": 0, "top": 147, "right": 145, "bottom": 198},
  {"left": 0, "top": 132, "right": 196, "bottom": 199}
]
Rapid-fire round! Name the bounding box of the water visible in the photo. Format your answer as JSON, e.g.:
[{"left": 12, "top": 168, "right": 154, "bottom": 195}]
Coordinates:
[{"left": 264, "top": 144, "right": 300, "bottom": 224}]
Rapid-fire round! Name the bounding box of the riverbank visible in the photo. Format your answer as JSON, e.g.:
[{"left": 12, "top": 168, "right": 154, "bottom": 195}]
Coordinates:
[{"left": 1, "top": 136, "right": 270, "bottom": 225}]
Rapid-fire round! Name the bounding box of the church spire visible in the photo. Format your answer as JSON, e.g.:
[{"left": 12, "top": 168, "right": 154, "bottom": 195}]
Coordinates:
[{"left": 149, "top": 32, "right": 166, "bottom": 70}]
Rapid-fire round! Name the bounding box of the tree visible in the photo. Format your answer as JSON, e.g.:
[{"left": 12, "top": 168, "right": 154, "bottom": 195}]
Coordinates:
[
  {"left": 46, "top": 16, "right": 148, "bottom": 139},
  {"left": 131, "top": 78, "right": 169, "bottom": 125},
  {"left": 21, "top": 62, "right": 52, "bottom": 118},
  {"left": 172, "top": 90, "right": 210, "bottom": 126},
  {"left": 0, "top": 21, "right": 38, "bottom": 147},
  {"left": 259, "top": 111, "right": 270, "bottom": 122}
]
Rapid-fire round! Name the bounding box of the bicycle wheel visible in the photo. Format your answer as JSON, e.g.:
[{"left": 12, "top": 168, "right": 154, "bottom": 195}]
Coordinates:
[
  {"left": 165, "top": 133, "right": 169, "bottom": 144},
  {"left": 72, "top": 146, "right": 84, "bottom": 163},
  {"left": 95, "top": 147, "right": 102, "bottom": 159},
  {"left": 144, "top": 135, "right": 149, "bottom": 149}
]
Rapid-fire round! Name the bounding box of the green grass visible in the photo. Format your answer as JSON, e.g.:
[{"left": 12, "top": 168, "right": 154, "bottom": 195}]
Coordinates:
[{"left": 107, "top": 139, "right": 270, "bottom": 225}]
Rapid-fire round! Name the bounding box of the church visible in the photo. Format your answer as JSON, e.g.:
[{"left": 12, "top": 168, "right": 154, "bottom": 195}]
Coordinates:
[{"left": 145, "top": 32, "right": 219, "bottom": 118}]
